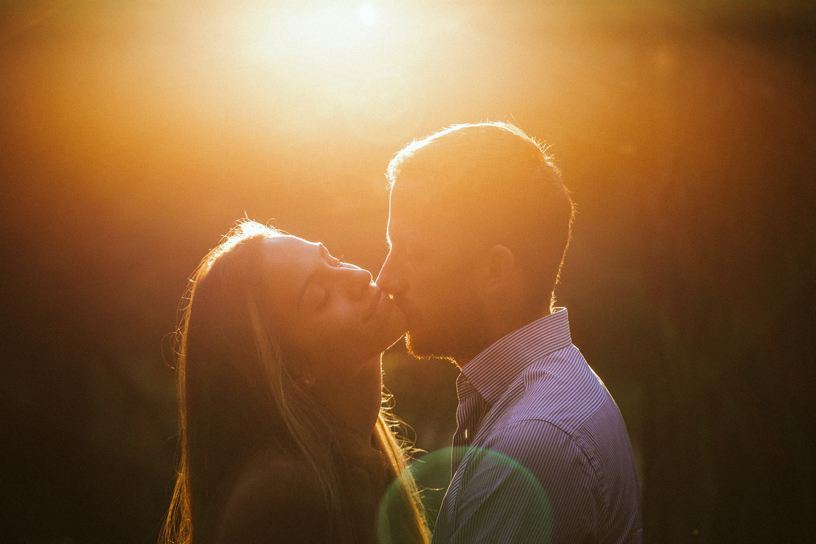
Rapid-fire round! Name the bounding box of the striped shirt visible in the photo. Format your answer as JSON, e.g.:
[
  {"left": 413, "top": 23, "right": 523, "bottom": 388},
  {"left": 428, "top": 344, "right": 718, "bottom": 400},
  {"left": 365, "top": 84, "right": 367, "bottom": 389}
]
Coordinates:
[{"left": 432, "top": 309, "right": 643, "bottom": 544}]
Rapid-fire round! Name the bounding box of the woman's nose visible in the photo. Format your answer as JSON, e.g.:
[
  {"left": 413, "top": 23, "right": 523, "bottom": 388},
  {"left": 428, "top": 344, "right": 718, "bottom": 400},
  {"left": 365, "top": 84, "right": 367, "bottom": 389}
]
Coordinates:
[{"left": 341, "top": 265, "right": 373, "bottom": 299}]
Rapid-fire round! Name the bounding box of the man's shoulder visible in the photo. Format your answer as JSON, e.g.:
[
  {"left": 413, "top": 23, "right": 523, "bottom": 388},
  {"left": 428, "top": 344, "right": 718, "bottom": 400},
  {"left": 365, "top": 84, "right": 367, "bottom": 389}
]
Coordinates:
[
  {"left": 490, "top": 346, "right": 641, "bottom": 492},
  {"left": 505, "top": 344, "right": 613, "bottom": 433},
  {"left": 476, "top": 417, "right": 592, "bottom": 475}
]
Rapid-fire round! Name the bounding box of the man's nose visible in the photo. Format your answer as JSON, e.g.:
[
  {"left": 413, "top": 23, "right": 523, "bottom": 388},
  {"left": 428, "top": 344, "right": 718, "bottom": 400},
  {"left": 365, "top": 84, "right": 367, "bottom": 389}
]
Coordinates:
[{"left": 376, "top": 252, "right": 408, "bottom": 297}]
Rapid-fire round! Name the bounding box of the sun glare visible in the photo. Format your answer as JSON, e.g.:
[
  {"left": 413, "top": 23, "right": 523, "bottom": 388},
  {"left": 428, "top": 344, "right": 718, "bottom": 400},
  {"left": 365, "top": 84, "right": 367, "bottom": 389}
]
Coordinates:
[
  {"left": 358, "top": 3, "right": 378, "bottom": 26},
  {"left": 106, "top": 1, "right": 447, "bottom": 148},
  {"left": 295, "top": 8, "right": 362, "bottom": 48},
  {"left": 241, "top": 3, "right": 394, "bottom": 67},
  {"left": 283, "top": 4, "right": 383, "bottom": 51}
]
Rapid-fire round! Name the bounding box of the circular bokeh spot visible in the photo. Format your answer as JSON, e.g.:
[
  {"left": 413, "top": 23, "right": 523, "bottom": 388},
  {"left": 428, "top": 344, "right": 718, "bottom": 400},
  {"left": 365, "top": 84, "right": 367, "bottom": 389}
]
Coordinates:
[{"left": 378, "top": 447, "right": 552, "bottom": 543}]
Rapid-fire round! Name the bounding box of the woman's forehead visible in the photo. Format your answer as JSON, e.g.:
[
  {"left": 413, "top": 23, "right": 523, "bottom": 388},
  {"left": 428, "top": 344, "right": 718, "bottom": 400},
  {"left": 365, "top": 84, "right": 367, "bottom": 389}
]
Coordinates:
[
  {"left": 260, "top": 235, "right": 321, "bottom": 304},
  {"left": 261, "top": 234, "right": 317, "bottom": 256}
]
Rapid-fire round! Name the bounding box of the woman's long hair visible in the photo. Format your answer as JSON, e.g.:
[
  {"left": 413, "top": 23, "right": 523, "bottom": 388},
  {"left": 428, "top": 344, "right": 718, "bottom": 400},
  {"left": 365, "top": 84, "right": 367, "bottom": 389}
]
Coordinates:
[{"left": 160, "top": 220, "right": 428, "bottom": 544}]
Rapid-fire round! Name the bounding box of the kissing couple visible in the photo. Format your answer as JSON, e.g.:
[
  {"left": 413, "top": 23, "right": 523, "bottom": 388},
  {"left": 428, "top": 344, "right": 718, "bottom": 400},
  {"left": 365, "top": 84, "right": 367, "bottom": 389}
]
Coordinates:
[{"left": 161, "top": 122, "right": 642, "bottom": 544}]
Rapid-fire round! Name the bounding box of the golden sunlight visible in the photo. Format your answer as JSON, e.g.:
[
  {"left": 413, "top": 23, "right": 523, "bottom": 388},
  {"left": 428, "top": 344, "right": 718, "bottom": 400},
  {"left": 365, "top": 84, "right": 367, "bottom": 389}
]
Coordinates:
[
  {"left": 242, "top": 3, "right": 394, "bottom": 66},
  {"left": 358, "top": 3, "right": 379, "bottom": 27}
]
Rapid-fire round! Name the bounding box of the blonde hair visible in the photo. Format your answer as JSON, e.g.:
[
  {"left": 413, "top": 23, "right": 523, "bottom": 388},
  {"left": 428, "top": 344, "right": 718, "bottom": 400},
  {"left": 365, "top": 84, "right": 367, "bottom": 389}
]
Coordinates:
[{"left": 160, "top": 220, "right": 428, "bottom": 544}]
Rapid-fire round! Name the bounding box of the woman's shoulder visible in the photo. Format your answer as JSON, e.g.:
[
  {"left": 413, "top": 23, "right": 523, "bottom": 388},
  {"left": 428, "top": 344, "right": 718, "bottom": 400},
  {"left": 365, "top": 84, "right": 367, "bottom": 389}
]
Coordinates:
[
  {"left": 230, "top": 449, "right": 322, "bottom": 506},
  {"left": 215, "top": 449, "right": 331, "bottom": 544}
]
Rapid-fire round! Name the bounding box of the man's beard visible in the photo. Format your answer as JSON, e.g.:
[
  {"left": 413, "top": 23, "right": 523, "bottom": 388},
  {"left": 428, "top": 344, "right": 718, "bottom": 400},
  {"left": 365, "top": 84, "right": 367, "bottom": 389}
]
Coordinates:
[
  {"left": 404, "top": 302, "right": 488, "bottom": 363},
  {"left": 404, "top": 328, "right": 458, "bottom": 361}
]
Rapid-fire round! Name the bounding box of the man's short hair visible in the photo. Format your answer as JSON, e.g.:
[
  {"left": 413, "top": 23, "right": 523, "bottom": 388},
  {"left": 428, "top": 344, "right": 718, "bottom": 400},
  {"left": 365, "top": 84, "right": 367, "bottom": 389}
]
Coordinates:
[{"left": 387, "top": 121, "right": 575, "bottom": 310}]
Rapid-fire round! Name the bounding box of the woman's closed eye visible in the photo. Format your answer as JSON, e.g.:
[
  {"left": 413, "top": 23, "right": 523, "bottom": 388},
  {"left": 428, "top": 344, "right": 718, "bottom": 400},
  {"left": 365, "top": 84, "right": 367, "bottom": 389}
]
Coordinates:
[
  {"left": 304, "top": 284, "right": 329, "bottom": 311},
  {"left": 301, "top": 245, "right": 343, "bottom": 311}
]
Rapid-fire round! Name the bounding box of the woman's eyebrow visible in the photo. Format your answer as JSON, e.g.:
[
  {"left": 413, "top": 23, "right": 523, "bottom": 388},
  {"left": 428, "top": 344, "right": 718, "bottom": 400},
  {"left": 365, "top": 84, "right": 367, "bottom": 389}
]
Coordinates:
[{"left": 319, "top": 243, "right": 336, "bottom": 262}]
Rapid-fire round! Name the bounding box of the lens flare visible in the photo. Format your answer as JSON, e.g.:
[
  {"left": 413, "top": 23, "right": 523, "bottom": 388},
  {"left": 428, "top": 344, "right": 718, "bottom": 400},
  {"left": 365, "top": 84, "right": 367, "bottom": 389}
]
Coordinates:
[{"left": 378, "top": 447, "right": 552, "bottom": 541}]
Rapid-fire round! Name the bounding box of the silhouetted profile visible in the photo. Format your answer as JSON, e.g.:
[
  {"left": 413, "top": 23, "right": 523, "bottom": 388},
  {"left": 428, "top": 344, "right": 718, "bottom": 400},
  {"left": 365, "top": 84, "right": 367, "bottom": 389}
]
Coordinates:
[
  {"left": 161, "top": 220, "right": 429, "bottom": 544},
  {"left": 377, "top": 122, "right": 643, "bottom": 543}
]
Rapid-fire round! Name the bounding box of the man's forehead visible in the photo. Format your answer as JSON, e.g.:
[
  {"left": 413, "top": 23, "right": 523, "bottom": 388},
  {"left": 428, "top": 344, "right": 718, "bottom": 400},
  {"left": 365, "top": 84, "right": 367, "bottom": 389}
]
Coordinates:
[
  {"left": 390, "top": 176, "right": 446, "bottom": 206},
  {"left": 388, "top": 179, "right": 459, "bottom": 237}
]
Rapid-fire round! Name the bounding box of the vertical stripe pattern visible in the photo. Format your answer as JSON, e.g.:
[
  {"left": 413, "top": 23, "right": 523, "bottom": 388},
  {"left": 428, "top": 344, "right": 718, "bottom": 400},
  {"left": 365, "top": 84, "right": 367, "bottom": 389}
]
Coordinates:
[
  {"left": 451, "top": 375, "right": 491, "bottom": 474},
  {"left": 432, "top": 309, "right": 643, "bottom": 544}
]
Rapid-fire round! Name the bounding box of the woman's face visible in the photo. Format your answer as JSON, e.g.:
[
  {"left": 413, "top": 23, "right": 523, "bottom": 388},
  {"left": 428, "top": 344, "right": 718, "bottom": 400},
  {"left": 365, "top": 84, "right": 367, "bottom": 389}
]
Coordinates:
[{"left": 260, "top": 235, "right": 406, "bottom": 376}]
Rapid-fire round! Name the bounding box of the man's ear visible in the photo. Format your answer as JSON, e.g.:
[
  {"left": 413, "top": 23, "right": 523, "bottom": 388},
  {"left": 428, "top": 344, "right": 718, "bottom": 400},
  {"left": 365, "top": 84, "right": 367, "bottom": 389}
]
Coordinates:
[{"left": 478, "top": 244, "right": 515, "bottom": 293}]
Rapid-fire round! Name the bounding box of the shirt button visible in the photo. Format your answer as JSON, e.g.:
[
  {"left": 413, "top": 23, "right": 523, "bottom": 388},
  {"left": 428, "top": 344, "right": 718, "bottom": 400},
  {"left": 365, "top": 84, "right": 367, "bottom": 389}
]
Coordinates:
[{"left": 464, "top": 429, "right": 469, "bottom": 440}]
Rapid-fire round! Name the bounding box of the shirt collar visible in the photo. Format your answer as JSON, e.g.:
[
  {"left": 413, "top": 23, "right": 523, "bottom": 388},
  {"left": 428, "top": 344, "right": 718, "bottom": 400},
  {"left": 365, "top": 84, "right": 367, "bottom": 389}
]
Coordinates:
[{"left": 459, "top": 308, "right": 572, "bottom": 405}]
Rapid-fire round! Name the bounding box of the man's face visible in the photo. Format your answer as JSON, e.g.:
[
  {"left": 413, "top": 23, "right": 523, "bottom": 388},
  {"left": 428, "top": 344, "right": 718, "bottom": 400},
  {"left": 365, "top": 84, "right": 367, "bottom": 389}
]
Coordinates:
[{"left": 376, "top": 181, "right": 487, "bottom": 362}]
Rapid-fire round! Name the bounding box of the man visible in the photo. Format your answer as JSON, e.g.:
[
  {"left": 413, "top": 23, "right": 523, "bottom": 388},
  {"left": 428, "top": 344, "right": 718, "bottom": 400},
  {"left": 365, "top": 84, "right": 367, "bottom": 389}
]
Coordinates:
[{"left": 377, "top": 122, "right": 642, "bottom": 543}]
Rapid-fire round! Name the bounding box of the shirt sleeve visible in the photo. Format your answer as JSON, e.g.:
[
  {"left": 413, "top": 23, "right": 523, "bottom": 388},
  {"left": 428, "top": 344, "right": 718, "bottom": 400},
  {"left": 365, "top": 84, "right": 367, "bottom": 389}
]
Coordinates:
[{"left": 446, "top": 419, "right": 602, "bottom": 544}]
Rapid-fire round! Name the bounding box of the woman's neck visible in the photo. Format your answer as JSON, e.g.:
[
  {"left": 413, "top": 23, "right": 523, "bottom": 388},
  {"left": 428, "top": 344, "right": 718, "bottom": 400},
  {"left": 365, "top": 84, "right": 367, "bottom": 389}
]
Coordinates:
[{"left": 312, "top": 354, "right": 382, "bottom": 442}]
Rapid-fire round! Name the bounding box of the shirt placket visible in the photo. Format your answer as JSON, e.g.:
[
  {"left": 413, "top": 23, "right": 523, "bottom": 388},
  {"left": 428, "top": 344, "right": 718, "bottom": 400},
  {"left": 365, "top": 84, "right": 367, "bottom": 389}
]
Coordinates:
[{"left": 451, "top": 376, "right": 483, "bottom": 475}]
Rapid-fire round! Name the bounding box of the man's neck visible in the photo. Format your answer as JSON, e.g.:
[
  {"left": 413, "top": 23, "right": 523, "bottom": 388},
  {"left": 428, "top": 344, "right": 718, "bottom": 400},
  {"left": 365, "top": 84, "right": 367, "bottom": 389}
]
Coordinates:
[{"left": 456, "top": 305, "right": 552, "bottom": 368}]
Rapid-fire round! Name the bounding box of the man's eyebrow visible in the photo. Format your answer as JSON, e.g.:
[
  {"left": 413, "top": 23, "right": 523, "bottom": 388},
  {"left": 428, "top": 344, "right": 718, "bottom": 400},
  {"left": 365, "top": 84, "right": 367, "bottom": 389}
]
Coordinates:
[{"left": 295, "top": 244, "right": 325, "bottom": 311}]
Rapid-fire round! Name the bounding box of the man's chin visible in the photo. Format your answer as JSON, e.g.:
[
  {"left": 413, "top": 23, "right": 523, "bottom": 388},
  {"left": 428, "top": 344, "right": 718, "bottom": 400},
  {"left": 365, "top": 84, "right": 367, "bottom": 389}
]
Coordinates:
[
  {"left": 381, "top": 330, "right": 406, "bottom": 352},
  {"left": 405, "top": 330, "right": 454, "bottom": 361}
]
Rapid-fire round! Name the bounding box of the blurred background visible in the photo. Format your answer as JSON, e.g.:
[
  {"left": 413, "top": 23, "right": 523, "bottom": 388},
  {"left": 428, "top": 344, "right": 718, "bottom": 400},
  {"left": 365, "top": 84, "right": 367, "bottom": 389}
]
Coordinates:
[{"left": 1, "top": 0, "right": 814, "bottom": 542}]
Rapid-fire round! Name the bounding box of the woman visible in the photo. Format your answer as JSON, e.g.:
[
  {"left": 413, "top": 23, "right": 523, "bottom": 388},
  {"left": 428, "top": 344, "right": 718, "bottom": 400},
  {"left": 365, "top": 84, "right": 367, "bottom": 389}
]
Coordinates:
[{"left": 160, "top": 220, "right": 429, "bottom": 544}]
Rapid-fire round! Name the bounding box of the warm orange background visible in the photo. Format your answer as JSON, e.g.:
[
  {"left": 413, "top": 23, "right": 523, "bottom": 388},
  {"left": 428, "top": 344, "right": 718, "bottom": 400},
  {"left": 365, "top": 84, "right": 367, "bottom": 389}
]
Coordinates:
[{"left": 1, "top": 1, "right": 814, "bottom": 542}]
